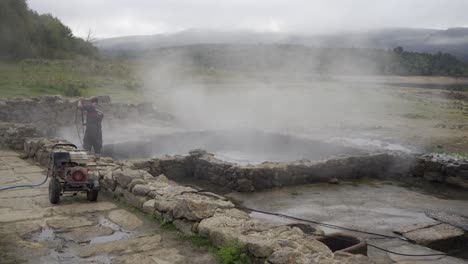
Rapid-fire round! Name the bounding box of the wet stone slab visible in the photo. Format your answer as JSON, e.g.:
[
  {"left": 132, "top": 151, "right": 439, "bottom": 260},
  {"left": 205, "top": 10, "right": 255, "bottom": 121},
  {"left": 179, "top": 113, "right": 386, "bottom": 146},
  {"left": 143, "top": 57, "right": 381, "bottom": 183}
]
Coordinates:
[
  {"left": 0, "top": 149, "right": 217, "bottom": 264},
  {"left": 60, "top": 225, "right": 115, "bottom": 243},
  {"left": 425, "top": 210, "right": 468, "bottom": 231},
  {"left": 401, "top": 223, "right": 466, "bottom": 252},
  {"left": 108, "top": 209, "right": 144, "bottom": 230}
]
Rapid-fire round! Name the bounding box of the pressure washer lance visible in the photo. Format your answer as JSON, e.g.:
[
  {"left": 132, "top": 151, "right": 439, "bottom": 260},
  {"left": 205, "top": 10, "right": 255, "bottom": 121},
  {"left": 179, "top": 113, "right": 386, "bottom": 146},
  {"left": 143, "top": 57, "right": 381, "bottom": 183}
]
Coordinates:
[{"left": 75, "top": 103, "right": 85, "bottom": 149}]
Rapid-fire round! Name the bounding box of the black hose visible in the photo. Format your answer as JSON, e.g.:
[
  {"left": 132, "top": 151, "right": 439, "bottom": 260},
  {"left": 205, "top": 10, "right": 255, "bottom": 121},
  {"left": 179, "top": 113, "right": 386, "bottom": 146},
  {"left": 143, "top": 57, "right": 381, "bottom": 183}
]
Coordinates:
[
  {"left": 0, "top": 173, "right": 48, "bottom": 191},
  {"left": 184, "top": 186, "right": 450, "bottom": 258}
]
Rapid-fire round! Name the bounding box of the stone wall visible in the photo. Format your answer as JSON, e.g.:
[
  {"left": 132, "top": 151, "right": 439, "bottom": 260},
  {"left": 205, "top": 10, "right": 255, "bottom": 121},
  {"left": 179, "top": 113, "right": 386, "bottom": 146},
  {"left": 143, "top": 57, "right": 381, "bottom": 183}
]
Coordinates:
[
  {"left": 4, "top": 118, "right": 467, "bottom": 192},
  {"left": 129, "top": 150, "right": 468, "bottom": 191},
  {"left": 0, "top": 122, "right": 38, "bottom": 150},
  {"left": 0, "top": 96, "right": 172, "bottom": 135},
  {"left": 417, "top": 153, "right": 468, "bottom": 189},
  {"left": 20, "top": 137, "right": 373, "bottom": 264}
]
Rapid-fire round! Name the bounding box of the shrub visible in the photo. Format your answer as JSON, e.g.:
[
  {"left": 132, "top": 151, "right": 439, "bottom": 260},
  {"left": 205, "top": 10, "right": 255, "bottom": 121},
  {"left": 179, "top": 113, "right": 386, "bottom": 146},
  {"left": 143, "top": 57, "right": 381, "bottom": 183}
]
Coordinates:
[
  {"left": 63, "top": 84, "right": 82, "bottom": 96},
  {"left": 217, "top": 241, "right": 252, "bottom": 264}
]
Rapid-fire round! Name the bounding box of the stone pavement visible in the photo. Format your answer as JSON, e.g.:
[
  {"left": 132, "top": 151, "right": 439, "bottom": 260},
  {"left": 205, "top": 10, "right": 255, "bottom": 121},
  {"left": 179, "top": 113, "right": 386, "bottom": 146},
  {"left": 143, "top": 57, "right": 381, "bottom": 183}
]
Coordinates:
[{"left": 0, "top": 149, "right": 217, "bottom": 264}]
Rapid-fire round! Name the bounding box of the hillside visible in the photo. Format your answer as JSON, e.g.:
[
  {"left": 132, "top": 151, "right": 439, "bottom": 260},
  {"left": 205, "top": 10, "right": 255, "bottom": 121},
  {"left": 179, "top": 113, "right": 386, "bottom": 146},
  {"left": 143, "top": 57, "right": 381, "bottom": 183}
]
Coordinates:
[
  {"left": 0, "top": 0, "right": 97, "bottom": 61},
  {"left": 97, "top": 28, "right": 468, "bottom": 62},
  {"left": 107, "top": 44, "right": 468, "bottom": 77}
]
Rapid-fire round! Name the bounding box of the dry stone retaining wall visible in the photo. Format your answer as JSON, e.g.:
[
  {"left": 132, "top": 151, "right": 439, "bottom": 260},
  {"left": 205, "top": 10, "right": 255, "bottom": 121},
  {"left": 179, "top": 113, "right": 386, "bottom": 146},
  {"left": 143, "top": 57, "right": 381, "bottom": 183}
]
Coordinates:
[
  {"left": 128, "top": 150, "right": 468, "bottom": 192},
  {"left": 0, "top": 122, "right": 38, "bottom": 150},
  {"left": 20, "top": 137, "right": 373, "bottom": 264},
  {"left": 0, "top": 96, "right": 172, "bottom": 135}
]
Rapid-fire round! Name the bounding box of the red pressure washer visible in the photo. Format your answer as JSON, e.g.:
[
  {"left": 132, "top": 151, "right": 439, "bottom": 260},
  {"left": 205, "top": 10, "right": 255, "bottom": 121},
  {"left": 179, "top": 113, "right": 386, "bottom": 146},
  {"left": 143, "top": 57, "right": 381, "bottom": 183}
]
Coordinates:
[{"left": 48, "top": 143, "right": 100, "bottom": 204}]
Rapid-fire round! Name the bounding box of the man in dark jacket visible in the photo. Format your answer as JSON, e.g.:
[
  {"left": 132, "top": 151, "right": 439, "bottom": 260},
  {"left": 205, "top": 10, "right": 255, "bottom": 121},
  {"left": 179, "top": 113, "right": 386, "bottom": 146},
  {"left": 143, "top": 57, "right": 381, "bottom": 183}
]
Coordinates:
[{"left": 78, "top": 97, "right": 104, "bottom": 155}]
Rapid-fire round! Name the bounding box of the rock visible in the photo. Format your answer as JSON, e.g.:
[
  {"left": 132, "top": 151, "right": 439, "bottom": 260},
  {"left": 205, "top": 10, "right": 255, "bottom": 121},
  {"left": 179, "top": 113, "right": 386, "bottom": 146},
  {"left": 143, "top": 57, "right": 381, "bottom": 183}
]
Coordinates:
[
  {"left": 113, "top": 169, "right": 150, "bottom": 188},
  {"left": 328, "top": 177, "right": 339, "bottom": 184},
  {"left": 132, "top": 184, "right": 151, "bottom": 196},
  {"left": 112, "top": 248, "right": 189, "bottom": 264},
  {"left": 456, "top": 170, "right": 468, "bottom": 180},
  {"left": 162, "top": 212, "right": 174, "bottom": 222},
  {"left": 172, "top": 193, "right": 235, "bottom": 221},
  {"left": 235, "top": 178, "right": 254, "bottom": 192},
  {"left": 394, "top": 222, "right": 440, "bottom": 235},
  {"left": 128, "top": 178, "right": 147, "bottom": 192},
  {"left": 425, "top": 210, "right": 468, "bottom": 231},
  {"left": 333, "top": 252, "right": 374, "bottom": 264},
  {"left": 198, "top": 209, "right": 254, "bottom": 247},
  {"left": 173, "top": 219, "right": 196, "bottom": 235},
  {"left": 61, "top": 225, "right": 114, "bottom": 243},
  {"left": 46, "top": 217, "right": 94, "bottom": 231},
  {"left": 151, "top": 185, "right": 197, "bottom": 198},
  {"left": 123, "top": 190, "right": 148, "bottom": 208},
  {"left": 154, "top": 197, "right": 178, "bottom": 213},
  {"left": 198, "top": 209, "right": 333, "bottom": 260},
  {"left": 424, "top": 160, "right": 443, "bottom": 171},
  {"left": 142, "top": 199, "right": 156, "bottom": 214},
  {"left": 155, "top": 174, "right": 170, "bottom": 183},
  {"left": 402, "top": 223, "right": 465, "bottom": 252},
  {"left": 51, "top": 202, "right": 117, "bottom": 215},
  {"left": 445, "top": 176, "right": 468, "bottom": 189},
  {"left": 423, "top": 171, "right": 445, "bottom": 182},
  {"left": 108, "top": 209, "right": 143, "bottom": 230},
  {"left": 79, "top": 234, "right": 162, "bottom": 258},
  {"left": 101, "top": 171, "right": 116, "bottom": 191},
  {"left": 286, "top": 223, "right": 325, "bottom": 236}
]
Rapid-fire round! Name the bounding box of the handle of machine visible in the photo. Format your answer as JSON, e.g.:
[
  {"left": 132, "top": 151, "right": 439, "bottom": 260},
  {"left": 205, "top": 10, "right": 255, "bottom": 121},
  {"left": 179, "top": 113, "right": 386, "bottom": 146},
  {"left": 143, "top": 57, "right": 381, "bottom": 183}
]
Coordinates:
[{"left": 51, "top": 143, "right": 78, "bottom": 150}]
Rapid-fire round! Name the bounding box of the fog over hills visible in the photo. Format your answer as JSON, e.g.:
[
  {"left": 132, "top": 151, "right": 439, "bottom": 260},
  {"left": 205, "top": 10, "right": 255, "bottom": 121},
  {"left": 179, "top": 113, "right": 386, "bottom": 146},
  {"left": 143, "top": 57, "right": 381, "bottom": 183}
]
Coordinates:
[{"left": 97, "top": 28, "right": 468, "bottom": 61}]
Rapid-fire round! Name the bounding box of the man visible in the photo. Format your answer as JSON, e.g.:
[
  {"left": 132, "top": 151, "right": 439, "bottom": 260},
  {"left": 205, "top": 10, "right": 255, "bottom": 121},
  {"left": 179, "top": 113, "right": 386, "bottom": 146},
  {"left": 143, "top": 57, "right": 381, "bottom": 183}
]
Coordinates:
[{"left": 78, "top": 97, "right": 104, "bottom": 155}]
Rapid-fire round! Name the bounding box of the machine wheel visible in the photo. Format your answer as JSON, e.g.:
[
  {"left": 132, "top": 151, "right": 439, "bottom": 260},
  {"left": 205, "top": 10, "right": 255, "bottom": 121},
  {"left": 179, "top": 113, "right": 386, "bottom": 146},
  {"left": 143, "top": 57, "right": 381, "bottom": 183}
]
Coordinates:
[
  {"left": 49, "top": 178, "right": 61, "bottom": 204},
  {"left": 87, "top": 190, "right": 98, "bottom": 202}
]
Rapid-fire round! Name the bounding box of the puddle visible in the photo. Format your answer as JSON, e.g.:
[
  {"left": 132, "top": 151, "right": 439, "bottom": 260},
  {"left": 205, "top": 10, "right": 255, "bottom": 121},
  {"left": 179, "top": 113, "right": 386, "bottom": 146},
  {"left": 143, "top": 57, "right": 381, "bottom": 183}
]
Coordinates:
[
  {"left": 89, "top": 215, "right": 132, "bottom": 244},
  {"left": 31, "top": 227, "right": 55, "bottom": 241},
  {"left": 30, "top": 215, "right": 133, "bottom": 264},
  {"left": 31, "top": 227, "right": 90, "bottom": 264}
]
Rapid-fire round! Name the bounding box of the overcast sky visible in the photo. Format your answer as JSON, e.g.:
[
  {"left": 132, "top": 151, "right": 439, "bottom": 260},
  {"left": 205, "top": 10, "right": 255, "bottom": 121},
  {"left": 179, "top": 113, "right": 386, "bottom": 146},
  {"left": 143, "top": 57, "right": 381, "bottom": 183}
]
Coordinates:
[{"left": 28, "top": 0, "right": 468, "bottom": 39}]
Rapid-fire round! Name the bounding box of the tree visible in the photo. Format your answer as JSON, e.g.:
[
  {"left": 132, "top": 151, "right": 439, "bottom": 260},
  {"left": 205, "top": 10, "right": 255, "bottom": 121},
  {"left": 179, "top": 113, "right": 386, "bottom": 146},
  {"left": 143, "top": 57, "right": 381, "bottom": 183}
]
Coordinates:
[
  {"left": 393, "top": 46, "right": 404, "bottom": 54},
  {"left": 0, "top": 0, "right": 97, "bottom": 61}
]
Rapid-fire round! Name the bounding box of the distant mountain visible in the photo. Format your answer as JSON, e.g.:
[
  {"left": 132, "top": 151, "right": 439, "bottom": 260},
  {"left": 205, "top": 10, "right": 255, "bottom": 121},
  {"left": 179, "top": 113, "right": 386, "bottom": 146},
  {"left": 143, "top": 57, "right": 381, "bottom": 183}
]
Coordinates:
[{"left": 96, "top": 28, "right": 468, "bottom": 61}]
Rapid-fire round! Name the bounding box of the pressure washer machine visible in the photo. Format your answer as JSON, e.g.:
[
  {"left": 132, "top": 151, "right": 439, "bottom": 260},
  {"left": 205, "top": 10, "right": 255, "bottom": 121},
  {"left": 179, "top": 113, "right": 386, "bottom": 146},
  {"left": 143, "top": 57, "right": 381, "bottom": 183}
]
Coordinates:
[{"left": 48, "top": 143, "right": 100, "bottom": 204}]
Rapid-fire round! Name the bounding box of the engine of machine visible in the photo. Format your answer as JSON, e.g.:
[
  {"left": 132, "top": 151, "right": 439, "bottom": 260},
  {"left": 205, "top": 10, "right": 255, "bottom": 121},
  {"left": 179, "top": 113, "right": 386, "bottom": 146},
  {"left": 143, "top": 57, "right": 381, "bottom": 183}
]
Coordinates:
[{"left": 52, "top": 150, "right": 90, "bottom": 184}]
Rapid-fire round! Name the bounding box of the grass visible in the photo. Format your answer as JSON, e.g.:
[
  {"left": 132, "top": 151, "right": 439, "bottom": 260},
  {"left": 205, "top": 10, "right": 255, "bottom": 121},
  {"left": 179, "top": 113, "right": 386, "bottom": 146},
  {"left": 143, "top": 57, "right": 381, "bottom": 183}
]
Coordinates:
[
  {"left": 216, "top": 241, "right": 252, "bottom": 264},
  {"left": 177, "top": 233, "right": 214, "bottom": 249},
  {"left": 0, "top": 59, "right": 144, "bottom": 102}
]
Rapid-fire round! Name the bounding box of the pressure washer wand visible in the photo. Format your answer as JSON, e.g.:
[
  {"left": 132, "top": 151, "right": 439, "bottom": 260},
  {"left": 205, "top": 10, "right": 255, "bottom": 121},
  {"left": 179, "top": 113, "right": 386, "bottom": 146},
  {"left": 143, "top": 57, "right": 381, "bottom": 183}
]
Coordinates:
[
  {"left": 81, "top": 106, "right": 86, "bottom": 127},
  {"left": 75, "top": 100, "right": 85, "bottom": 148}
]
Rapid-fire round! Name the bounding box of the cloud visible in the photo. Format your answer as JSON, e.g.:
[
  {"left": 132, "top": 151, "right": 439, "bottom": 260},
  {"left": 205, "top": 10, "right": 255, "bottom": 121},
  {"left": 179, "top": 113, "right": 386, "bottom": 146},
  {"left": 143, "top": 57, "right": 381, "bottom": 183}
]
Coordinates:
[{"left": 28, "top": 0, "right": 468, "bottom": 38}]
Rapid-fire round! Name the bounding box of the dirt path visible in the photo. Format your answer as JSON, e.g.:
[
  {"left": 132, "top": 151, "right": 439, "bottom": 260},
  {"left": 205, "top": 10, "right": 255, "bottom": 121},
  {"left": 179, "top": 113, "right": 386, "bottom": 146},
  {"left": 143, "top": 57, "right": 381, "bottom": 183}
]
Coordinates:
[{"left": 0, "top": 149, "right": 217, "bottom": 264}]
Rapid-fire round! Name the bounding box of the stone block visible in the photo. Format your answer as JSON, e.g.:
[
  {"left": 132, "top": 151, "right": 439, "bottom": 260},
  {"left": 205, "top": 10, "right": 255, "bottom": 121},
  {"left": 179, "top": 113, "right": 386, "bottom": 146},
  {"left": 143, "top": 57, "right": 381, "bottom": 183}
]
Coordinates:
[
  {"left": 132, "top": 184, "right": 151, "bottom": 196},
  {"left": 113, "top": 169, "right": 147, "bottom": 188},
  {"left": 172, "top": 193, "right": 234, "bottom": 221},
  {"left": 456, "top": 170, "right": 468, "bottom": 180},
  {"left": 423, "top": 171, "right": 445, "bottom": 182},
  {"left": 402, "top": 223, "right": 466, "bottom": 252},
  {"left": 173, "top": 219, "right": 196, "bottom": 235},
  {"left": 142, "top": 199, "right": 156, "bottom": 214}
]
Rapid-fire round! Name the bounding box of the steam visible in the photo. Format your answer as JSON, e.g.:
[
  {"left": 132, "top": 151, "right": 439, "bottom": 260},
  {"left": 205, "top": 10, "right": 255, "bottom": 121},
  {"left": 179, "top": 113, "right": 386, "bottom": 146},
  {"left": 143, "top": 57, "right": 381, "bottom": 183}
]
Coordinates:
[{"left": 141, "top": 46, "right": 403, "bottom": 135}]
